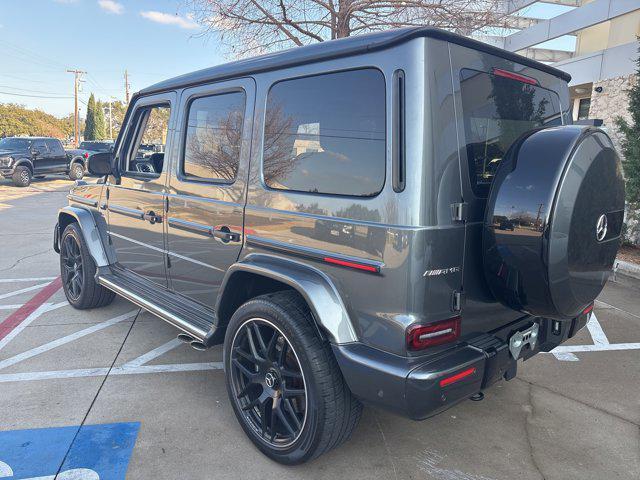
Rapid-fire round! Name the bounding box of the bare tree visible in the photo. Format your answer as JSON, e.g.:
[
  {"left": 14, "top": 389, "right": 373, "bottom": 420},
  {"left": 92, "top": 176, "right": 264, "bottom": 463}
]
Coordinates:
[{"left": 185, "top": 0, "right": 513, "bottom": 57}]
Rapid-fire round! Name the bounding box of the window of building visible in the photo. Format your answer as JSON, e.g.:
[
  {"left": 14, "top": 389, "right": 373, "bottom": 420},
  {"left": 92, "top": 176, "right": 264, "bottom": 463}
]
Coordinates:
[
  {"left": 577, "top": 97, "right": 591, "bottom": 120},
  {"left": 263, "top": 68, "right": 386, "bottom": 197},
  {"left": 182, "top": 91, "right": 245, "bottom": 182},
  {"left": 459, "top": 68, "right": 562, "bottom": 197}
]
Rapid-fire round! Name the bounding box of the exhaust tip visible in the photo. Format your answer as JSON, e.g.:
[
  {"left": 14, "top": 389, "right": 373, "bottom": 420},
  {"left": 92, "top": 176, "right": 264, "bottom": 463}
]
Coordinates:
[
  {"left": 190, "top": 341, "right": 207, "bottom": 351},
  {"left": 177, "top": 333, "right": 195, "bottom": 344}
]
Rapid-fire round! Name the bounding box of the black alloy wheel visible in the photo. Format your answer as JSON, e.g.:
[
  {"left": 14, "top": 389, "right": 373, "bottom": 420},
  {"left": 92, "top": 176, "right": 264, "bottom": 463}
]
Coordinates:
[
  {"left": 229, "top": 318, "right": 307, "bottom": 448},
  {"left": 61, "top": 233, "right": 84, "bottom": 301}
]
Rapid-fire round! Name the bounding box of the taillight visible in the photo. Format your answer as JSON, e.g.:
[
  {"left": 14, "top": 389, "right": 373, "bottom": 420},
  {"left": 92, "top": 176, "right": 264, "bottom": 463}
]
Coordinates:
[
  {"left": 582, "top": 303, "right": 594, "bottom": 315},
  {"left": 492, "top": 68, "right": 539, "bottom": 86},
  {"left": 84, "top": 152, "right": 89, "bottom": 159},
  {"left": 406, "top": 316, "right": 461, "bottom": 351}
]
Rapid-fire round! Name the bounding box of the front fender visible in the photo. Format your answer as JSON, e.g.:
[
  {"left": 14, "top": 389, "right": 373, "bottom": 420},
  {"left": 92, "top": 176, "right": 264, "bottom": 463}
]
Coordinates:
[
  {"left": 13, "top": 158, "right": 34, "bottom": 171},
  {"left": 218, "top": 254, "right": 357, "bottom": 344},
  {"left": 55, "top": 206, "right": 112, "bottom": 267}
]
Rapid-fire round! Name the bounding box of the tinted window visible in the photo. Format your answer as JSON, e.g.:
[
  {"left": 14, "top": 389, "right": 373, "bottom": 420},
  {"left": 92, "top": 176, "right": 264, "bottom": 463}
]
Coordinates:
[
  {"left": 80, "top": 141, "right": 112, "bottom": 152},
  {"left": 32, "top": 141, "right": 48, "bottom": 153},
  {"left": 182, "top": 91, "right": 245, "bottom": 182},
  {"left": 124, "top": 104, "right": 170, "bottom": 176},
  {"left": 46, "top": 139, "right": 63, "bottom": 155},
  {"left": 263, "top": 69, "right": 385, "bottom": 197},
  {"left": 460, "top": 68, "right": 562, "bottom": 196}
]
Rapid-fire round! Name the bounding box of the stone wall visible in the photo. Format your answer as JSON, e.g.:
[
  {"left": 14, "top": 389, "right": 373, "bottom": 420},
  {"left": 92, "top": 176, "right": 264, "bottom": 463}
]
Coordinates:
[
  {"left": 589, "top": 74, "right": 636, "bottom": 154},
  {"left": 589, "top": 74, "right": 639, "bottom": 245}
]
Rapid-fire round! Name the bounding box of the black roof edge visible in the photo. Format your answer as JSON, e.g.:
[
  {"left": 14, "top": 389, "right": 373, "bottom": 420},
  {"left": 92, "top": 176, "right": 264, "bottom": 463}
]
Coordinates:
[{"left": 137, "top": 27, "right": 570, "bottom": 97}]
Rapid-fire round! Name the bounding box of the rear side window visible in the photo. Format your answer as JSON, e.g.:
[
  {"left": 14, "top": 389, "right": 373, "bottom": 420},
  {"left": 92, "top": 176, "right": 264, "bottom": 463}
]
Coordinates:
[
  {"left": 460, "top": 68, "right": 562, "bottom": 196},
  {"left": 263, "top": 68, "right": 386, "bottom": 197},
  {"left": 182, "top": 91, "right": 245, "bottom": 182}
]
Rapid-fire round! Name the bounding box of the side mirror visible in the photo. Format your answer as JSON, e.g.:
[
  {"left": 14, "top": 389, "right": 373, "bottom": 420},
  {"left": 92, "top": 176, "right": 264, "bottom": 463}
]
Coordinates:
[
  {"left": 88, "top": 151, "right": 113, "bottom": 176},
  {"left": 31, "top": 149, "right": 40, "bottom": 156}
]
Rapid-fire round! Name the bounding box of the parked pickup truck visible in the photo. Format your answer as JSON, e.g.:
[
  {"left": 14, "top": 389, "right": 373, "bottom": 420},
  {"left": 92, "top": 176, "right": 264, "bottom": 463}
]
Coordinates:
[
  {"left": 66, "top": 141, "right": 114, "bottom": 179},
  {"left": 54, "top": 27, "right": 625, "bottom": 464},
  {"left": 0, "top": 136, "right": 85, "bottom": 186}
]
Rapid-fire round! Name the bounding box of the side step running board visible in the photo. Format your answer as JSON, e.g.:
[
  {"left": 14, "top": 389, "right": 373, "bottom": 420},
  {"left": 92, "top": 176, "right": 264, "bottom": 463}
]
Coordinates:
[{"left": 97, "top": 273, "right": 213, "bottom": 342}]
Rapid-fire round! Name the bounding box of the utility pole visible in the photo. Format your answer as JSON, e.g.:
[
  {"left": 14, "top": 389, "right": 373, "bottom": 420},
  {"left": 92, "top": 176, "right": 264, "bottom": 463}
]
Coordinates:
[
  {"left": 67, "top": 69, "right": 86, "bottom": 147},
  {"left": 108, "top": 100, "right": 113, "bottom": 140},
  {"left": 124, "top": 69, "right": 130, "bottom": 104}
]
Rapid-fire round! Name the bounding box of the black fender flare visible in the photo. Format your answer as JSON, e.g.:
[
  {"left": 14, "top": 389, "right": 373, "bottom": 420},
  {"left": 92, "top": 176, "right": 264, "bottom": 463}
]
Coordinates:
[
  {"left": 215, "top": 254, "right": 357, "bottom": 344},
  {"left": 13, "top": 158, "right": 34, "bottom": 172},
  {"left": 55, "top": 205, "right": 113, "bottom": 267}
]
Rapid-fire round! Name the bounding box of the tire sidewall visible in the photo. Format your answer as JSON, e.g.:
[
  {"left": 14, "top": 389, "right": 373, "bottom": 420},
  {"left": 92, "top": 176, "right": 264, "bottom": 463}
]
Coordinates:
[
  {"left": 13, "top": 166, "right": 31, "bottom": 187},
  {"left": 70, "top": 162, "right": 84, "bottom": 180},
  {"left": 60, "top": 223, "right": 93, "bottom": 307},
  {"left": 223, "top": 297, "right": 324, "bottom": 464}
]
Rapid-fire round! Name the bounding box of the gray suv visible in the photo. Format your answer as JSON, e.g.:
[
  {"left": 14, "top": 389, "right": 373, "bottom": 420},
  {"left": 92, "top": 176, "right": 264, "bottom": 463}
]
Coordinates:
[{"left": 53, "top": 27, "right": 625, "bottom": 464}]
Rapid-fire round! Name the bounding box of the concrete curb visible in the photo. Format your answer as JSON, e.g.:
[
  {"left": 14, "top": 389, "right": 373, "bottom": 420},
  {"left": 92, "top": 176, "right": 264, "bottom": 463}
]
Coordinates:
[{"left": 614, "top": 259, "right": 640, "bottom": 280}]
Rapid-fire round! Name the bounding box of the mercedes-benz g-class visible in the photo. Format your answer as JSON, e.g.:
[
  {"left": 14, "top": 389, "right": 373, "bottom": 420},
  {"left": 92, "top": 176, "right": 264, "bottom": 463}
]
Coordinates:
[{"left": 53, "top": 27, "right": 624, "bottom": 464}]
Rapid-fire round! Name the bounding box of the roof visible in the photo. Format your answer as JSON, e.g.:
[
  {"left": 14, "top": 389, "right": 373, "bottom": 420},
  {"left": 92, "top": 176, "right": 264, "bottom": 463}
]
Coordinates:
[{"left": 139, "top": 27, "right": 571, "bottom": 96}]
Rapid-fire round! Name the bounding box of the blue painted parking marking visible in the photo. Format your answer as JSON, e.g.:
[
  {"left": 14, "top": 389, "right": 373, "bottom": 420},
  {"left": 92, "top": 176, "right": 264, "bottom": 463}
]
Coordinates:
[{"left": 0, "top": 422, "right": 140, "bottom": 479}]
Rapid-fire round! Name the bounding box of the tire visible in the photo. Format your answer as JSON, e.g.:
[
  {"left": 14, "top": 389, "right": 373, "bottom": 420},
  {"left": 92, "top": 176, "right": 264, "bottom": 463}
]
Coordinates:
[
  {"left": 12, "top": 165, "right": 31, "bottom": 187},
  {"left": 59, "top": 223, "right": 115, "bottom": 309},
  {"left": 224, "top": 291, "right": 362, "bottom": 464},
  {"left": 69, "top": 162, "right": 84, "bottom": 180}
]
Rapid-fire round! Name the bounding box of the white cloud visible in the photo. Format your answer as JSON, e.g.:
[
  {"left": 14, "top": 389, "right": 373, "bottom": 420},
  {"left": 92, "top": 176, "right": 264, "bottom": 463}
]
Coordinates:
[
  {"left": 98, "top": 0, "right": 124, "bottom": 15},
  {"left": 140, "top": 11, "right": 199, "bottom": 30}
]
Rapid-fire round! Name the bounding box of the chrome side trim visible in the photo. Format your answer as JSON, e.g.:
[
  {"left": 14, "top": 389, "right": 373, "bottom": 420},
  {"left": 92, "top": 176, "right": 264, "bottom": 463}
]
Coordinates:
[
  {"left": 108, "top": 204, "right": 144, "bottom": 220},
  {"left": 168, "top": 217, "right": 212, "bottom": 236},
  {"left": 67, "top": 194, "right": 98, "bottom": 208},
  {"left": 97, "top": 276, "right": 209, "bottom": 340}
]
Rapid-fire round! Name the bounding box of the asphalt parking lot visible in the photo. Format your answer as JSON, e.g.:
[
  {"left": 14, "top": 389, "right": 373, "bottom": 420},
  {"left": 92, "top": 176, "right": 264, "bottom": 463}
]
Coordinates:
[{"left": 0, "top": 177, "right": 639, "bottom": 480}]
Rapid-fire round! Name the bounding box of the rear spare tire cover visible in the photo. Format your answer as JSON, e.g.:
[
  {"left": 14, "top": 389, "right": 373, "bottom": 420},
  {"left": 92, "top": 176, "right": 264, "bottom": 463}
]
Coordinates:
[{"left": 483, "top": 126, "right": 624, "bottom": 320}]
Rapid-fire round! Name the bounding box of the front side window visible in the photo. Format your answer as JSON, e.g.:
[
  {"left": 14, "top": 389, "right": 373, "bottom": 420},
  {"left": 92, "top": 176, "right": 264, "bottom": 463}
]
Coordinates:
[
  {"left": 182, "top": 91, "right": 245, "bottom": 182},
  {"left": 125, "top": 104, "right": 170, "bottom": 176},
  {"left": 263, "top": 68, "right": 386, "bottom": 197},
  {"left": 460, "top": 68, "right": 562, "bottom": 196}
]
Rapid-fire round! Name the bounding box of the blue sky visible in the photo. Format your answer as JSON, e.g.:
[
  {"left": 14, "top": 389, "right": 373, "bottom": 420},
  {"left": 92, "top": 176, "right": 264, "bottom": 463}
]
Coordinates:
[
  {"left": 0, "top": 0, "right": 575, "bottom": 118},
  {"left": 0, "top": 0, "right": 225, "bottom": 117}
]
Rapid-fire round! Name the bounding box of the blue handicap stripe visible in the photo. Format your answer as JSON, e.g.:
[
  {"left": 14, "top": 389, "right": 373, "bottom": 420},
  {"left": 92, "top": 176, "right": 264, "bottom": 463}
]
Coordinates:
[{"left": 0, "top": 422, "right": 140, "bottom": 479}]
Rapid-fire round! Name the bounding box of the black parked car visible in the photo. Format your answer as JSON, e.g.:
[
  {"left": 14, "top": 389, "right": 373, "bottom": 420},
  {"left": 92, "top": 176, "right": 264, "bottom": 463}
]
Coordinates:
[
  {"left": 0, "top": 136, "right": 76, "bottom": 186},
  {"left": 66, "top": 141, "right": 114, "bottom": 179},
  {"left": 54, "top": 27, "right": 624, "bottom": 464}
]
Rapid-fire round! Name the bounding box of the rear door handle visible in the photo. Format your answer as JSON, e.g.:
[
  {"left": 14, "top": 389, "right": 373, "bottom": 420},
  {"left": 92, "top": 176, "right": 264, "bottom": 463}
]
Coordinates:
[
  {"left": 212, "top": 226, "right": 240, "bottom": 242},
  {"left": 143, "top": 211, "right": 163, "bottom": 224}
]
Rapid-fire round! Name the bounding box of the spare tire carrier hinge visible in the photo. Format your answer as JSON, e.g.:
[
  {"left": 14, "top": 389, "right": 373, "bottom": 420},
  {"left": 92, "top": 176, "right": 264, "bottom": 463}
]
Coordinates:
[{"left": 451, "top": 291, "right": 463, "bottom": 312}]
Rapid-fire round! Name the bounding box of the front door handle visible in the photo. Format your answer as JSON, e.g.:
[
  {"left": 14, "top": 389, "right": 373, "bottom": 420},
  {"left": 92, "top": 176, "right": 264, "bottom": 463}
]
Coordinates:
[
  {"left": 212, "top": 226, "right": 240, "bottom": 243},
  {"left": 143, "top": 211, "right": 163, "bottom": 224}
]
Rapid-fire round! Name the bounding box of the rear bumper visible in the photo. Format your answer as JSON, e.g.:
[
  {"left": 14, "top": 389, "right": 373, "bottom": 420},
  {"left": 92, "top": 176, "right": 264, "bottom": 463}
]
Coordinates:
[{"left": 334, "top": 314, "right": 588, "bottom": 420}]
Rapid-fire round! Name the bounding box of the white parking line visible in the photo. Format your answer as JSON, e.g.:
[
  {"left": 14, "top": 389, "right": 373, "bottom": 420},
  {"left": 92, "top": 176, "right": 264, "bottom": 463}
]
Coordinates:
[
  {"left": 122, "top": 338, "right": 182, "bottom": 368},
  {"left": 0, "top": 303, "right": 65, "bottom": 352},
  {"left": 0, "top": 283, "right": 51, "bottom": 301},
  {"left": 0, "top": 277, "right": 57, "bottom": 283},
  {"left": 0, "top": 310, "right": 138, "bottom": 371}
]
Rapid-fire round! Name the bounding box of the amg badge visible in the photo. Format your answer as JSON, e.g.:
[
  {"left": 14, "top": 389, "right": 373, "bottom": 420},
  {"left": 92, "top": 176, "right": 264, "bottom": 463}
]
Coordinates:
[{"left": 423, "top": 266, "right": 461, "bottom": 277}]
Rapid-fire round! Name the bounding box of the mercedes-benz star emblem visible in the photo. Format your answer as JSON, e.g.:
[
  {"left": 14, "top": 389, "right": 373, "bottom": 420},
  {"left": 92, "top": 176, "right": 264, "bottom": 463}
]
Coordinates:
[
  {"left": 596, "top": 214, "right": 608, "bottom": 242},
  {"left": 265, "top": 371, "right": 277, "bottom": 388}
]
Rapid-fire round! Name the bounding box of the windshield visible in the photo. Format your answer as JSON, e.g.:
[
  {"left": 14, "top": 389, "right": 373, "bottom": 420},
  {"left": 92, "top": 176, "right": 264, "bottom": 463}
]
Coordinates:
[
  {"left": 0, "top": 138, "right": 32, "bottom": 150},
  {"left": 460, "top": 68, "right": 562, "bottom": 197},
  {"left": 79, "top": 141, "right": 112, "bottom": 151}
]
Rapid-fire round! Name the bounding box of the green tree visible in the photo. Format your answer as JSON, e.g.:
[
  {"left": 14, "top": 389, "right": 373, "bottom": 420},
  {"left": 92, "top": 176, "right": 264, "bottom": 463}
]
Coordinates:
[
  {"left": 84, "top": 93, "right": 97, "bottom": 140},
  {"left": 0, "top": 103, "right": 69, "bottom": 139},
  {"left": 94, "top": 100, "right": 107, "bottom": 140},
  {"left": 615, "top": 46, "right": 640, "bottom": 206}
]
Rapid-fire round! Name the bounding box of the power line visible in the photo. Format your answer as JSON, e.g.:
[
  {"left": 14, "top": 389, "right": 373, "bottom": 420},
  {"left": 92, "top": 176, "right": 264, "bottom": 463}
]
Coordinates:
[
  {"left": 0, "top": 90, "right": 73, "bottom": 99},
  {"left": 0, "top": 85, "right": 72, "bottom": 96}
]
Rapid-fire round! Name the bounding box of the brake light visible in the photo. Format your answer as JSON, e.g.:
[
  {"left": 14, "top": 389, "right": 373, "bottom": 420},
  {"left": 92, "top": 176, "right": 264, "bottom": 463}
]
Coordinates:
[
  {"left": 493, "top": 68, "right": 539, "bottom": 86},
  {"left": 406, "top": 316, "right": 461, "bottom": 350},
  {"left": 439, "top": 367, "right": 476, "bottom": 387},
  {"left": 582, "top": 303, "right": 594, "bottom": 315},
  {"left": 84, "top": 152, "right": 89, "bottom": 159}
]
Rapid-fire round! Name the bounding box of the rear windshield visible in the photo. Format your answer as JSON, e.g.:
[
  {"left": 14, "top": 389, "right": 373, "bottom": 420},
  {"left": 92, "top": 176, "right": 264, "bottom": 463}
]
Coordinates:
[{"left": 460, "top": 68, "right": 562, "bottom": 197}]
